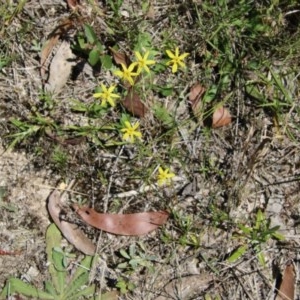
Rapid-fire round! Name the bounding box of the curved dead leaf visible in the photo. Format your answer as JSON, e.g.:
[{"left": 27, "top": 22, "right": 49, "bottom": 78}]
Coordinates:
[
  {"left": 212, "top": 106, "right": 232, "bottom": 128},
  {"left": 122, "top": 87, "right": 148, "bottom": 118},
  {"left": 47, "top": 189, "right": 96, "bottom": 255},
  {"left": 275, "top": 261, "right": 296, "bottom": 300},
  {"left": 189, "top": 83, "right": 206, "bottom": 115},
  {"left": 109, "top": 47, "right": 131, "bottom": 67},
  {"left": 66, "top": 0, "right": 80, "bottom": 10},
  {"left": 155, "top": 274, "right": 213, "bottom": 300},
  {"left": 40, "top": 18, "right": 75, "bottom": 81},
  {"left": 73, "top": 205, "right": 169, "bottom": 236},
  {"left": 44, "top": 41, "right": 75, "bottom": 95}
]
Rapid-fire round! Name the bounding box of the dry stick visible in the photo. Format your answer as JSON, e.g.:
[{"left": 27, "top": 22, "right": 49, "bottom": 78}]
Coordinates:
[{"left": 231, "top": 269, "right": 255, "bottom": 300}]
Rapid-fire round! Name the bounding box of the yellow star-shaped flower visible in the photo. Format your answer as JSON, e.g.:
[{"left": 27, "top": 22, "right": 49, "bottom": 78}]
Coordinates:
[
  {"left": 120, "top": 121, "right": 142, "bottom": 143},
  {"left": 134, "top": 51, "right": 156, "bottom": 74},
  {"left": 166, "top": 47, "right": 189, "bottom": 73},
  {"left": 157, "top": 167, "right": 175, "bottom": 186},
  {"left": 93, "top": 83, "right": 120, "bottom": 107},
  {"left": 114, "top": 62, "right": 138, "bottom": 86}
]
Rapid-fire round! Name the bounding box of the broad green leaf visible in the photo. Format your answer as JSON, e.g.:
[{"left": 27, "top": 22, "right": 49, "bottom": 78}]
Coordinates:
[
  {"left": 64, "top": 272, "right": 89, "bottom": 298},
  {"left": 45, "top": 281, "right": 57, "bottom": 296},
  {"left": 117, "top": 262, "right": 128, "bottom": 269},
  {"left": 89, "top": 48, "right": 100, "bottom": 66},
  {"left": 1, "top": 278, "right": 54, "bottom": 299},
  {"left": 129, "top": 244, "right": 136, "bottom": 257},
  {"left": 120, "top": 249, "right": 131, "bottom": 259},
  {"left": 100, "top": 54, "right": 113, "bottom": 69},
  {"left": 74, "top": 284, "right": 96, "bottom": 298},
  {"left": 95, "top": 41, "right": 104, "bottom": 52},
  {"left": 67, "top": 255, "right": 93, "bottom": 291},
  {"left": 84, "top": 24, "right": 97, "bottom": 44},
  {"left": 52, "top": 249, "right": 66, "bottom": 294},
  {"left": 203, "top": 85, "right": 217, "bottom": 103},
  {"left": 46, "top": 224, "right": 63, "bottom": 294},
  {"left": 227, "top": 245, "right": 247, "bottom": 263},
  {"left": 46, "top": 224, "right": 62, "bottom": 262}
]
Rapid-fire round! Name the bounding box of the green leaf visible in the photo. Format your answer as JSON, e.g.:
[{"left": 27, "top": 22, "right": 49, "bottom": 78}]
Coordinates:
[
  {"left": 245, "top": 84, "right": 265, "bottom": 102},
  {"left": 100, "top": 54, "right": 113, "bottom": 69},
  {"left": 84, "top": 24, "right": 98, "bottom": 44},
  {"left": 64, "top": 272, "right": 89, "bottom": 298},
  {"left": 134, "top": 32, "right": 152, "bottom": 51},
  {"left": 203, "top": 85, "right": 217, "bottom": 103},
  {"left": 119, "top": 114, "right": 131, "bottom": 127},
  {"left": 271, "top": 230, "right": 285, "bottom": 241},
  {"left": 45, "top": 281, "right": 58, "bottom": 296},
  {"left": 117, "top": 262, "right": 128, "bottom": 269},
  {"left": 116, "top": 279, "right": 128, "bottom": 294},
  {"left": 227, "top": 245, "right": 247, "bottom": 263},
  {"left": 52, "top": 248, "right": 66, "bottom": 294},
  {"left": 46, "top": 224, "right": 63, "bottom": 294},
  {"left": 77, "top": 35, "right": 87, "bottom": 50},
  {"left": 153, "top": 104, "right": 175, "bottom": 128},
  {"left": 257, "top": 251, "right": 266, "bottom": 266},
  {"left": 1, "top": 278, "right": 54, "bottom": 299},
  {"left": 255, "top": 209, "right": 264, "bottom": 229},
  {"left": 88, "top": 48, "right": 100, "bottom": 66},
  {"left": 120, "top": 249, "right": 131, "bottom": 259},
  {"left": 238, "top": 223, "right": 252, "bottom": 235},
  {"left": 95, "top": 41, "right": 104, "bottom": 52},
  {"left": 74, "top": 284, "right": 96, "bottom": 298},
  {"left": 71, "top": 100, "right": 89, "bottom": 112},
  {"left": 67, "top": 255, "right": 93, "bottom": 289},
  {"left": 129, "top": 244, "right": 136, "bottom": 257},
  {"left": 153, "top": 85, "right": 173, "bottom": 96},
  {"left": 46, "top": 224, "right": 62, "bottom": 260}
]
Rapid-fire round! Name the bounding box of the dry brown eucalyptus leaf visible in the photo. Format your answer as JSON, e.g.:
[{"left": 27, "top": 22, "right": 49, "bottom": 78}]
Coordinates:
[
  {"left": 47, "top": 189, "right": 96, "bottom": 255},
  {"left": 275, "top": 261, "right": 296, "bottom": 300},
  {"left": 66, "top": 0, "right": 80, "bottom": 10},
  {"left": 40, "top": 18, "right": 75, "bottom": 81},
  {"left": 189, "top": 83, "right": 206, "bottom": 115},
  {"left": 73, "top": 204, "right": 169, "bottom": 236},
  {"left": 109, "top": 47, "right": 131, "bottom": 67},
  {"left": 122, "top": 87, "right": 148, "bottom": 117},
  {"left": 44, "top": 41, "right": 75, "bottom": 95},
  {"left": 212, "top": 106, "right": 232, "bottom": 128}
]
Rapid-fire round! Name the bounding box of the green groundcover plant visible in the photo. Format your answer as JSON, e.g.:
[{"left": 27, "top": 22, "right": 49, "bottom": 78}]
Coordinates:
[{"left": 0, "top": 224, "right": 115, "bottom": 300}]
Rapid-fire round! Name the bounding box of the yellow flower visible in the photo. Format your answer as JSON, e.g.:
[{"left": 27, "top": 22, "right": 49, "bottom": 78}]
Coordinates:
[
  {"left": 157, "top": 167, "right": 175, "bottom": 186},
  {"left": 166, "top": 47, "right": 189, "bottom": 73},
  {"left": 134, "top": 51, "right": 156, "bottom": 73},
  {"left": 121, "top": 121, "right": 142, "bottom": 143},
  {"left": 114, "top": 63, "right": 138, "bottom": 86},
  {"left": 93, "top": 83, "right": 120, "bottom": 107}
]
